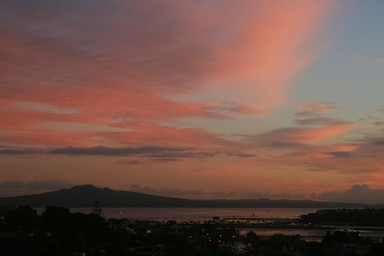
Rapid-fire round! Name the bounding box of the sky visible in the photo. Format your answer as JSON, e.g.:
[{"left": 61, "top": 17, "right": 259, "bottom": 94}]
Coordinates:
[{"left": 1, "top": 0, "right": 384, "bottom": 202}]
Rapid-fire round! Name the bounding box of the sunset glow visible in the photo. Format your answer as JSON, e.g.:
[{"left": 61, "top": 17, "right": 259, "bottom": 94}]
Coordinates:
[{"left": 1, "top": 0, "right": 384, "bottom": 201}]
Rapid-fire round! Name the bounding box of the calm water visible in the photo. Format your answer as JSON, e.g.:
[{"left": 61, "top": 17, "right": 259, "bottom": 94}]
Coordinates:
[
  {"left": 35, "top": 207, "right": 384, "bottom": 238},
  {"left": 239, "top": 228, "right": 328, "bottom": 238},
  {"left": 68, "top": 207, "right": 319, "bottom": 221}
]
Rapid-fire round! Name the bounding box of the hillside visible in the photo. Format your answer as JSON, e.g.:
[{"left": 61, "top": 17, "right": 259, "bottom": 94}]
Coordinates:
[{"left": 0, "top": 185, "right": 372, "bottom": 208}]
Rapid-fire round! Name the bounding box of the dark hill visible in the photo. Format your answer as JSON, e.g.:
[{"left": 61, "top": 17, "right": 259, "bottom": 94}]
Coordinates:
[
  {"left": 0, "top": 185, "right": 197, "bottom": 207},
  {"left": 0, "top": 185, "right": 371, "bottom": 208}
]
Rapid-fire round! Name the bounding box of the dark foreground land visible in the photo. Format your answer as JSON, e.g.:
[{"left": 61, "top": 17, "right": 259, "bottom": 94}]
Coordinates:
[{"left": 1, "top": 206, "right": 384, "bottom": 256}]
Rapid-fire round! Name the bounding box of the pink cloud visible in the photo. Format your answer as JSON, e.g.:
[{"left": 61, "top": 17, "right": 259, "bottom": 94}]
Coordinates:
[
  {"left": 244, "top": 131, "right": 384, "bottom": 181},
  {"left": 94, "top": 125, "right": 241, "bottom": 151},
  {"left": 0, "top": 130, "right": 94, "bottom": 148},
  {"left": 296, "top": 102, "right": 336, "bottom": 116},
  {"left": 206, "top": 1, "right": 331, "bottom": 103},
  {"left": 2, "top": 1, "right": 359, "bottom": 196},
  {"left": 0, "top": 0, "right": 334, "bottom": 151},
  {"left": 252, "top": 124, "right": 354, "bottom": 146},
  {"left": 1, "top": 1, "right": 332, "bottom": 112}
]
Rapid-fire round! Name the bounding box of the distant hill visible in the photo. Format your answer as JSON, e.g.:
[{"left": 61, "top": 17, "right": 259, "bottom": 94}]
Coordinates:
[{"left": 0, "top": 185, "right": 373, "bottom": 208}]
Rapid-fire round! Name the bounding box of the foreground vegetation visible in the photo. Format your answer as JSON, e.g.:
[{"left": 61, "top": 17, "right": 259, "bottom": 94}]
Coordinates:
[{"left": 1, "top": 206, "right": 384, "bottom": 255}]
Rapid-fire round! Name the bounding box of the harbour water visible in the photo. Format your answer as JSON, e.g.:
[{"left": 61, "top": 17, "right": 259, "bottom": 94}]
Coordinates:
[
  {"left": 68, "top": 207, "right": 321, "bottom": 221},
  {"left": 34, "top": 207, "right": 384, "bottom": 238}
]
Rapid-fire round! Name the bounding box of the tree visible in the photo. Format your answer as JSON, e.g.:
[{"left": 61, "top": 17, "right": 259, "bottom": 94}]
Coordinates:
[
  {"left": 5, "top": 205, "right": 41, "bottom": 232},
  {"left": 42, "top": 206, "right": 71, "bottom": 233}
]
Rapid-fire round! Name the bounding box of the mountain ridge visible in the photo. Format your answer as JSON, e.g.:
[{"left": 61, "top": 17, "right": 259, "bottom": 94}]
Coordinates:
[{"left": 0, "top": 184, "right": 378, "bottom": 208}]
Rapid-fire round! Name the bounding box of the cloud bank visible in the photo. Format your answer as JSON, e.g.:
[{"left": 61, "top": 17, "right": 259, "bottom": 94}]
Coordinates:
[
  {"left": 312, "top": 184, "right": 384, "bottom": 204},
  {"left": 0, "top": 180, "right": 74, "bottom": 197}
]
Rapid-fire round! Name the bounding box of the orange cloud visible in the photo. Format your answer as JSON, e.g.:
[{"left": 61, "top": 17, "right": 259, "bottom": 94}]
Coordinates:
[
  {"left": 0, "top": 0, "right": 334, "bottom": 151},
  {"left": 0, "top": 1, "right": 332, "bottom": 117},
  {"left": 0, "top": 1, "right": 348, "bottom": 197},
  {"left": 253, "top": 124, "right": 354, "bottom": 146},
  {"left": 201, "top": 1, "right": 332, "bottom": 108},
  {"left": 296, "top": 102, "right": 336, "bottom": 116}
]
